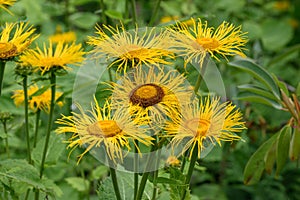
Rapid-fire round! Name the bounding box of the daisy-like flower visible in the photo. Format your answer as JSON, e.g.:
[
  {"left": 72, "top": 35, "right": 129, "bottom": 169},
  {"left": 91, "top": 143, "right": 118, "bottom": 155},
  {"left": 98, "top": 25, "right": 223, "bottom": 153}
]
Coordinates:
[
  {"left": 170, "top": 18, "right": 248, "bottom": 68},
  {"left": 55, "top": 97, "right": 153, "bottom": 163},
  {"left": 0, "top": 22, "right": 38, "bottom": 60},
  {"left": 11, "top": 84, "right": 63, "bottom": 112},
  {"left": 111, "top": 65, "right": 194, "bottom": 125},
  {"left": 49, "top": 31, "right": 76, "bottom": 44},
  {"left": 165, "top": 97, "right": 246, "bottom": 159},
  {"left": 0, "top": 0, "right": 15, "bottom": 14},
  {"left": 19, "top": 41, "right": 85, "bottom": 75},
  {"left": 87, "top": 24, "right": 175, "bottom": 73}
]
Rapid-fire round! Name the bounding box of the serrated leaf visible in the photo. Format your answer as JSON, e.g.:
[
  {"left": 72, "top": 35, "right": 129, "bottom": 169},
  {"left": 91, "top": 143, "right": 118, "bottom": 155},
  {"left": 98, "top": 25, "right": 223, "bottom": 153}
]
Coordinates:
[
  {"left": 97, "top": 177, "right": 116, "bottom": 200},
  {"left": 290, "top": 127, "right": 300, "bottom": 161},
  {"left": 65, "top": 177, "right": 90, "bottom": 192},
  {"left": 243, "top": 132, "right": 280, "bottom": 185},
  {"left": 235, "top": 93, "right": 282, "bottom": 109},
  {"left": 105, "top": 10, "right": 123, "bottom": 20},
  {"left": 229, "top": 59, "right": 281, "bottom": 100},
  {"left": 32, "top": 133, "right": 65, "bottom": 166},
  {"left": 276, "top": 125, "right": 292, "bottom": 176},
  {"left": 238, "top": 84, "right": 278, "bottom": 101},
  {"left": 0, "top": 159, "right": 59, "bottom": 196}
]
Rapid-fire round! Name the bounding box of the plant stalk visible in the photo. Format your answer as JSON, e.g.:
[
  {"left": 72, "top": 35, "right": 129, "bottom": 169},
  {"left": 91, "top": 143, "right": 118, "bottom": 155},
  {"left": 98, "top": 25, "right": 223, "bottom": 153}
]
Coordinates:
[
  {"left": 130, "top": 0, "right": 137, "bottom": 25},
  {"left": 181, "top": 146, "right": 198, "bottom": 200},
  {"left": 0, "top": 61, "right": 6, "bottom": 96},
  {"left": 33, "top": 109, "right": 41, "bottom": 148},
  {"left": 23, "top": 76, "right": 32, "bottom": 164},
  {"left": 110, "top": 167, "right": 122, "bottom": 200},
  {"left": 148, "top": 0, "right": 162, "bottom": 26}
]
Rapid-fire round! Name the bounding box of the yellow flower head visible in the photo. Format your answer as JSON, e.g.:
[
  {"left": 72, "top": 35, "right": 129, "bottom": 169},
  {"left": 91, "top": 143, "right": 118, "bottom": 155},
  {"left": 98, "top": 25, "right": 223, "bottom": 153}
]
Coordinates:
[
  {"left": 49, "top": 31, "right": 77, "bottom": 44},
  {"left": 165, "top": 97, "right": 246, "bottom": 159},
  {"left": 0, "top": 22, "right": 38, "bottom": 60},
  {"left": 87, "top": 24, "right": 175, "bottom": 73},
  {"left": 273, "top": 1, "right": 290, "bottom": 11},
  {"left": 19, "top": 41, "right": 85, "bottom": 75},
  {"left": 0, "top": 0, "right": 16, "bottom": 14},
  {"left": 170, "top": 18, "right": 248, "bottom": 68},
  {"left": 55, "top": 97, "right": 153, "bottom": 164},
  {"left": 166, "top": 155, "right": 180, "bottom": 167},
  {"left": 11, "top": 84, "right": 63, "bottom": 113},
  {"left": 110, "top": 65, "right": 194, "bottom": 126}
]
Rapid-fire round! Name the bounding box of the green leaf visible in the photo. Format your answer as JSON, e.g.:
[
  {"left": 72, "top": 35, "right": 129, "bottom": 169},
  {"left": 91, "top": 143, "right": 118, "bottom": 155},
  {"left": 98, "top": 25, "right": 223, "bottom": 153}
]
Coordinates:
[
  {"left": 229, "top": 58, "right": 281, "bottom": 100},
  {"left": 276, "top": 125, "right": 292, "bottom": 176},
  {"left": 265, "top": 141, "right": 277, "bottom": 174},
  {"left": 272, "top": 75, "right": 289, "bottom": 97},
  {"left": 104, "top": 10, "right": 123, "bottom": 20},
  {"left": 261, "top": 19, "right": 293, "bottom": 51},
  {"left": 268, "top": 44, "right": 300, "bottom": 66},
  {"left": 65, "top": 177, "right": 90, "bottom": 192},
  {"left": 235, "top": 93, "right": 282, "bottom": 109},
  {"left": 69, "top": 12, "right": 98, "bottom": 29},
  {"left": 0, "top": 159, "right": 59, "bottom": 196},
  {"left": 243, "top": 131, "right": 280, "bottom": 185},
  {"left": 90, "top": 165, "right": 108, "bottom": 180},
  {"left": 238, "top": 84, "right": 278, "bottom": 101},
  {"left": 97, "top": 177, "right": 116, "bottom": 200},
  {"left": 32, "top": 133, "right": 66, "bottom": 166},
  {"left": 30, "top": 85, "right": 51, "bottom": 97},
  {"left": 290, "top": 127, "right": 300, "bottom": 161},
  {"left": 154, "top": 177, "right": 183, "bottom": 185}
]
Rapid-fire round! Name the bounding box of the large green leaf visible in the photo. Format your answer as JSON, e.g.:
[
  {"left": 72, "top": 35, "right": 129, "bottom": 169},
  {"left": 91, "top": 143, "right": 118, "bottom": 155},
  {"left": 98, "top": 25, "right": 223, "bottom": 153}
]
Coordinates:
[
  {"left": 235, "top": 93, "right": 282, "bottom": 109},
  {"left": 276, "top": 125, "right": 292, "bottom": 176},
  {"left": 244, "top": 131, "right": 280, "bottom": 185},
  {"left": 65, "top": 177, "right": 90, "bottom": 192},
  {"left": 69, "top": 12, "right": 99, "bottom": 29},
  {"left": 238, "top": 84, "right": 278, "bottom": 101},
  {"left": 229, "top": 59, "right": 281, "bottom": 100},
  {"left": 290, "top": 127, "right": 300, "bottom": 161}
]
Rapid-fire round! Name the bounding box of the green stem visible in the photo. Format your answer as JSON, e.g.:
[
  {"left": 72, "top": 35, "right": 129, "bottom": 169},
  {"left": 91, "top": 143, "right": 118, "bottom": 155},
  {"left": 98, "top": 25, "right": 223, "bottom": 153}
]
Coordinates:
[
  {"left": 151, "top": 149, "right": 161, "bottom": 200},
  {"left": 148, "top": 0, "right": 162, "bottom": 26},
  {"left": 110, "top": 167, "right": 122, "bottom": 200},
  {"left": 135, "top": 139, "right": 158, "bottom": 200},
  {"left": 108, "top": 68, "right": 113, "bottom": 82},
  {"left": 124, "top": 0, "right": 129, "bottom": 20},
  {"left": 180, "top": 151, "right": 188, "bottom": 173},
  {"left": 2, "top": 121, "right": 9, "bottom": 158},
  {"left": 36, "top": 72, "right": 56, "bottom": 200},
  {"left": 39, "top": 71, "right": 56, "bottom": 178},
  {"left": 100, "top": 0, "right": 107, "bottom": 24},
  {"left": 0, "top": 61, "right": 6, "bottom": 96},
  {"left": 181, "top": 146, "right": 198, "bottom": 200},
  {"left": 24, "top": 189, "right": 30, "bottom": 200},
  {"left": 130, "top": 0, "right": 137, "bottom": 25},
  {"left": 33, "top": 109, "right": 41, "bottom": 148},
  {"left": 193, "top": 57, "right": 209, "bottom": 94},
  {"left": 134, "top": 141, "right": 139, "bottom": 200},
  {"left": 23, "top": 76, "right": 32, "bottom": 164}
]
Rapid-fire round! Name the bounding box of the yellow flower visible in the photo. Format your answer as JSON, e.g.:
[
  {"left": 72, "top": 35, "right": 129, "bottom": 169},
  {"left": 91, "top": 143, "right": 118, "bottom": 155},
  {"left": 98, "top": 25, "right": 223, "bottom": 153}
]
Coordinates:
[
  {"left": 170, "top": 18, "right": 248, "bottom": 68},
  {"left": 49, "top": 31, "right": 77, "bottom": 44},
  {"left": 55, "top": 97, "right": 153, "bottom": 163},
  {"left": 87, "top": 24, "right": 175, "bottom": 73},
  {"left": 166, "top": 155, "right": 180, "bottom": 167},
  {"left": 110, "top": 65, "right": 194, "bottom": 125},
  {"left": 160, "top": 16, "right": 179, "bottom": 24},
  {"left": 19, "top": 41, "right": 85, "bottom": 75},
  {"left": 0, "top": 22, "right": 38, "bottom": 60},
  {"left": 165, "top": 97, "right": 246, "bottom": 159},
  {"left": 0, "top": 0, "right": 16, "bottom": 14},
  {"left": 273, "top": 1, "right": 290, "bottom": 11},
  {"left": 11, "top": 84, "right": 64, "bottom": 113}
]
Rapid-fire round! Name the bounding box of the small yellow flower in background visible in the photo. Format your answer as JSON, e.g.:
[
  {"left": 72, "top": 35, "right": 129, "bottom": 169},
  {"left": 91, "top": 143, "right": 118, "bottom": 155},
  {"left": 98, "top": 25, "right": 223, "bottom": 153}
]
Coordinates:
[
  {"left": 0, "top": 22, "right": 38, "bottom": 60},
  {"left": 170, "top": 18, "right": 248, "bottom": 68},
  {"left": 49, "top": 25, "right": 77, "bottom": 44},
  {"left": 165, "top": 97, "right": 246, "bottom": 159},
  {"left": 0, "top": 0, "right": 16, "bottom": 14},
  {"left": 111, "top": 65, "right": 194, "bottom": 125},
  {"left": 273, "top": 1, "right": 290, "bottom": 11},
  {"left": 19, "top": 41, "right": 85, "bottom": 75},
  {"left": 11, "top": 84, "right": 63, "bottom": 113},
  {"left": 87, "top": 24, "right": 175, "bottom": 73},
  {"left": 160, "top": 16, "right": 179, "bottom": 23},
  {"left": 166, "top": 155, "right": 180, "bottom": 167},
  {"left": 55, "top": 97, "right": 153, "bottom": 163}
]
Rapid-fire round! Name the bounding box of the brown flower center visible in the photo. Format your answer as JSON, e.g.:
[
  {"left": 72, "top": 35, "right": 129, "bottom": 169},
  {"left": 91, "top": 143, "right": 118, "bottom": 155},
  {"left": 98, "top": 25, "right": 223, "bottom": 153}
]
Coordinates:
[
  {"left": 0, "top": 42, "right": 17, "bottom": 59},
  {"left": 87, "top": 120, "right": 122, "bottom": 138},
  {"left": 185, "top": 118, "right": 210, "bottom": 137},
  {"left": 130, "top": 83, "right": 165, "bottom": 108},
  {"left": 196, "top": 38, "right": 220, "bottom": 50}
]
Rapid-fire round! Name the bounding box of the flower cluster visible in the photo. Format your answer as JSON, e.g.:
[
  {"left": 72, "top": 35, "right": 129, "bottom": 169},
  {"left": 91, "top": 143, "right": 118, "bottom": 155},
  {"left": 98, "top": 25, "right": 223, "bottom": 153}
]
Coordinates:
[{"left": 55, "top": 18, "right": 247, "bottom": 165}]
